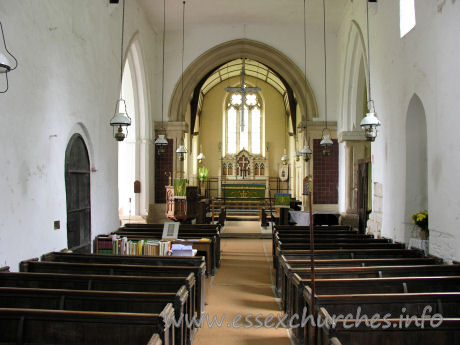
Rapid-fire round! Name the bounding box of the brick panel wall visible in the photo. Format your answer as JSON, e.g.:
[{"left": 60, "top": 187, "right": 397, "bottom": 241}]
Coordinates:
[
  {"left": 313, "top": 138, "right": 339, "bottom": 204},
  {"left": 155, "top": 139, "right": 174, "bottom": 203}
]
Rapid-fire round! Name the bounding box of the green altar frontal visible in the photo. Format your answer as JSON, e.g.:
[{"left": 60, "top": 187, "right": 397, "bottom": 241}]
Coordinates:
[{"left": 222, "top": 183, "right": 266, "bottom": 198}]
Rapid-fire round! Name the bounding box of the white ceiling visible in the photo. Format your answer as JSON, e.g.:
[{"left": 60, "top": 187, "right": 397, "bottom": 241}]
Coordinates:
[{"left": 138, "top": 0, "right": 349, "bottom": 34}]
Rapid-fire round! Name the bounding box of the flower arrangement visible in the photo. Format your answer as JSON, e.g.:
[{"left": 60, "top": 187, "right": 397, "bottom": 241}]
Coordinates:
[
  {"left": 411, "top": 210, "right": 428, "bottom": 236},
  {"left": 198, "top": 166, "right": 208, "bottom": 182}
]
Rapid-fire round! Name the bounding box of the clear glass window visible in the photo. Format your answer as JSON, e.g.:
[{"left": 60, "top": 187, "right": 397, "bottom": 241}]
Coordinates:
[{"left": 400, "top": 0, "right": 416, "bottom": 37}]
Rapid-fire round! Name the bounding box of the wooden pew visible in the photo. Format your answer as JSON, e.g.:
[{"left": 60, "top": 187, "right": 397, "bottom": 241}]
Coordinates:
[
  {"left": 317, "top": 308, "right": 460, "bottom": 345},
  {"left": 275, "top": 248, "right": 425, "bottom": 294},
  {"left": 0, "top": 308, "right": 171, "bottom": 345},
  {"left": 274, "top": 242, "right": 407, "bottom": 273},
  {"left": 278, "top": 257, "right": 440, "bottom": 310},
  {"left": 109, "top": 230, "right": 220, "bottom": 274},
  {"left": 0, "top": 271, "right": 198, "bottom": 343},
  {"left": 286, "top": 265, "right": 460, "bottom": 326},
  {"left": 301, "top": 288, "right": 460, "bottom": 345},
  {"left": 19, "top": 259, "right": 205, "bottom": 320},
  {"left": 0, "top": 286, "right": 187, "bottom": 345},
  {"left": 121, "top": 223, "right": 221, "bottom": 264},
  {"left": 277, "top": 257, "right": 440, "bottom": 297},
  {"left": 294, "top": 277, "right": 460, "bottom": 345},
  {"left": 275, "top": 248, "right": 425, "bottom": 284},
  {"left": 41, "top": 251, "right": 206, "bottom": 322}
]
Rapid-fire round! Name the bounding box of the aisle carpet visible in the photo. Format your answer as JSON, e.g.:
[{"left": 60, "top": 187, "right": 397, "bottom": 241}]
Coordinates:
[
  {"left": 193, "top": 237, "right": 292, "bottom": 345},
  {"left": 222, "top": 220, "right": 266, "bottom": 234}
]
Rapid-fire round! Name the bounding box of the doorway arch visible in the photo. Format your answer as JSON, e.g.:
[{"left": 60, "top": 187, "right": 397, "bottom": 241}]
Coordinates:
[
  {"left": 65, "top": 134, "right": 91, "bottom": 253},
  {"left": 405, "top": 94, "right": 428, "bottom": 242}
]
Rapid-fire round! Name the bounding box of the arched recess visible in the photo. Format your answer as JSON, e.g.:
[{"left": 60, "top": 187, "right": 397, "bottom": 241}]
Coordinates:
[
  {"left": 168, "top": 39, "right": 318, "bottom": 123},
  {"left": 118, "top": 35, "right": 150, "bottom": 219},
  {"left": 65, "top": 134, "right": 91, "bottom": 253},
  {"left": 340, "top": 20, "right": 368, "bottom": 132},
  {"left": 404, "top": 94, "right": 428, "bottom": 242},
  {"left": 338, "top": 20, "right": 372, "bottom": 230}
]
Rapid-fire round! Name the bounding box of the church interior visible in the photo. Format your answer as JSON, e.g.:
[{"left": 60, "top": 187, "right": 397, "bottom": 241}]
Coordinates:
[{"left": 1, "top": 0, "right": 460, "bottom": 344}]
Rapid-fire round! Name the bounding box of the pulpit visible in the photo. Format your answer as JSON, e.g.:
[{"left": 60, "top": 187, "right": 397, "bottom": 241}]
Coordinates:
[{"left": 165, "top": 185, "right": 200, "bottom": 222}]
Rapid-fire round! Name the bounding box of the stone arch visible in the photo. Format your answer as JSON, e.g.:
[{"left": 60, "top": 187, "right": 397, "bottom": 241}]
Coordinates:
[
  {"left": 168, "top": 39, "right": 318, "bottom": 123},
  {"left": 404, "top": 93, "right": 428, "bottom": 242},
  {"left": 118, "top": 34, "right": 151, "bottom": 217},
  {"left": 340, "top": 20, "right": 368, "bottom": 132}
]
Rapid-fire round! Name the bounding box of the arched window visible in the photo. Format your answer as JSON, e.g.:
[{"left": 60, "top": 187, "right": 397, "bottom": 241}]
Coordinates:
[
  {"left": 400, "top": 0, "right": 416, "bottom": 37},
  {"left": 225, "top": 92, "right": 262, "bottom": 155}
]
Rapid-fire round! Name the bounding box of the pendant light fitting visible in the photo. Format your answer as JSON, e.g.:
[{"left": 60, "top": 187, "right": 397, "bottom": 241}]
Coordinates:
[
  {"left": 109, "top": 0, "right": 132, "bottom": 142},
  {"left": 155, "top": 0, "right": 169, "bottom": 152},
  {"left": 360, "top": 0, "right": 381, "bottom": 141},
  {"left": 320, "top": 0, "right": 333, "bottom": 156},
  {"left": 176, "top": 0, "right": 188, "bottom": 159},
  {"left": 300, "top": 0, "right": 312, "bottom": 163},
  {"left": 0, "top": 21, "right": 18, "bottom": 93}
]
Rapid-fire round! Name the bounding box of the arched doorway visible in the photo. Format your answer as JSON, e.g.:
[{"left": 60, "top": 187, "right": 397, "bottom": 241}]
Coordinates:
[
  {"left": 405, "top": 94, "right": 428, "bottom": 242},
  {"left": 65, "top": 134, "right": 91, "bottom": 253}
]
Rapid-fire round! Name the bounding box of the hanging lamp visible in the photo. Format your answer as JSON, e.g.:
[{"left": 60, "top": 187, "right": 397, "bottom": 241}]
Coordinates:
[
  {"left": 0, "top": 21, "right": 18, "bottom": 93},
  {"left": 319, "top": 0, "right": 333, "bottom": 156},
  {"left": 360, "top": 0, "right": 381, "bottom": 141},
  {"left": 281, "top": 114, "right": 289, "bottom": 165},
  {"left": 109, "top": 0, "right": 131, "bottom": 142},
  {"left": 197, "top": 145, "right": 205, "bottom": 164},
  {"left": 299, "top": 0, "right": 312, "bottom": 163},
  {"left": 155, "top": 0, "right": 169, "bottom": 153},
  {"left": 176, "top": 0, "right": 188, "bottom": 159}
]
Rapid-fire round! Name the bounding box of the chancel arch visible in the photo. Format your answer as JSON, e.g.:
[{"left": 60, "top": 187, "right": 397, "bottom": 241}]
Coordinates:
[
  {"left": 168, "top": 39, "right": 318, "bottom": 124},
  {"left": 404, "top": 93, "right": 428, "bottom": 243}
]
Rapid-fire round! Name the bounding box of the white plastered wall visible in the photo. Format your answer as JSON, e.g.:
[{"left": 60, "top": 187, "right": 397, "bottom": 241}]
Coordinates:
[
  {"left": 336, "top": 1, "right": 460, "bottom": 261},
  {"left": 0, "top": 0, "right": 157, "bottom": 270}
]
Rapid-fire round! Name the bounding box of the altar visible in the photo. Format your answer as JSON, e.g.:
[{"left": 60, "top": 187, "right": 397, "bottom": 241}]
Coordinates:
[
  {"left": 221, "top": 182, "right": 266, "bottom": 198},
  {"left": 219, "top": 149, "right": 269, "bottom": 197}
]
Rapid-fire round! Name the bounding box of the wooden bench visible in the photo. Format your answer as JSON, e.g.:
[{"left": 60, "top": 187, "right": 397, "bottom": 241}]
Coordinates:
[
  {"left": 317, "top": 308, "right": 460, "bottom": 345},
  {"left": 278, "top": 257, "right": 441, "bottom": 309},
  {"left": 275, "top": 248, "right": 425, "bottom": 293},
  {"left": 41, "top": 251, "right": 206, "bottom": 321},
  {"left": 102, "top": 233, "right": 216, "bottom": 276},
  {"left": 301, "top": 288, "right": 460, "bottom": 345},
  {"left": 121, "top": 223, "right": 221, "bottom": 258},
  {"left": 297, "top": 277, "right": 460, "bottom": 345},
  {"left": 0, "top": 286, "right": 187, "bottom": 345},
  {"left": 0, "top": 270, "right": 198, "bottom": 343},
  {"left": 286, "top": 265, "right": 460, "bottom": 328},
  {"left": 19, "top": 259, "right": 205, "bottom": 320},
  {"left": 0, "top": 308, "right": 170, "bottom": 345},
  {"left": 110, "top": 230, "right": 220, "bottom": 274}
]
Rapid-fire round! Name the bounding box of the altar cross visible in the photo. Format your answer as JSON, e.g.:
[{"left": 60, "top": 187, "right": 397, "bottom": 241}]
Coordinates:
[
  {"left": 225, "top": 59, "right": 261, "bottom": 131},
  {"left": 237, "top": 155, "right": 250, "bottom": 179}
]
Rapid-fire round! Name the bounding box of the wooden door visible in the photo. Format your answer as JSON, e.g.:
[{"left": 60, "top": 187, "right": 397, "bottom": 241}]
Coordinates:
[
  {"left": 65, "top": 134, "right": 91, "bottom": 253},
  {"left": 357, "top": 159, "right": 370, "bottom": 234}
]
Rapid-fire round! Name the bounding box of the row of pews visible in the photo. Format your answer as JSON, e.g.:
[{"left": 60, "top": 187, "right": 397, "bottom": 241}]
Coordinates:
[
  {"left": 272, "top": 224, "right": 460, "bottom": 345},
  {"left": 0, "top": 223, "right": 222, "bottom": 345}
]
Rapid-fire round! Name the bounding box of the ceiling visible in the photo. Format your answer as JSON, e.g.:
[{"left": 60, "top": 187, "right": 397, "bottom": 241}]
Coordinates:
[
  {"left": 138, "top": 0, "right": 349, "bottom": 34},
  {"left": 200, "top": 58, "right": 287, "bottom": 96}
]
